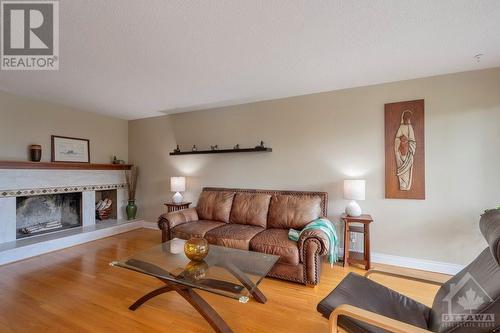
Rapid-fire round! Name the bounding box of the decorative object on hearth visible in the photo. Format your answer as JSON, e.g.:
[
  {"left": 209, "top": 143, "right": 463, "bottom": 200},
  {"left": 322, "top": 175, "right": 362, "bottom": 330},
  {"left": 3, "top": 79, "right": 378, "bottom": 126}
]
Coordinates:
[
  {"left": 192, "top": 144, "right": 197, "bottom": 151},
  {"left": 125, "top": 166, "right": 138, "bottom": 220},
  {"left": 385, "top": 99, "right": 425, "bottom": 199},
  {"left": 233, "top": 144, "right": 240, "bottom": 150},
  {"left": 210, "top": 145, "right": 218, "bottom": 151},
  {"left": 112, "top": 156, "right": 125, "bottom": 164},
  {"left": 29, "top": 144, "right": 42, "bottom": 162},
  {"left": 174, "top": 145, "right": 181, "bottom": 153},
  {"left": 170, "top": 176, "right": 186, "bottom": 204},
  {"left": 184, "top": 237, "right": 209, "bottom": 261},
  {"left": 20, "top": 220, "right": 63, "bottom": 234},
  {"left": 184, "top": 260, "right": 209, "bottom": 280},
  {"left": 51, "top": 135, "right": 90, "bottom": 163},
  {"left": 95, "top": 198, "right": 113, "bottom": 220},
  {"left": 344, "top": 179, "right": 365, "bottom": 217}
]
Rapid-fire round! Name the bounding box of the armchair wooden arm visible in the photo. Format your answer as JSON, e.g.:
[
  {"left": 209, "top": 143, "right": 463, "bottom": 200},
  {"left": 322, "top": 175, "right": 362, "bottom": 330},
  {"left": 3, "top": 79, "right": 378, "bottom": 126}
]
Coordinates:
[
  {"left": 364, "top": 269, "right": 446, "bottom": 286},
  {"left": 329, "top": 304, "right": 433, "bottom": 333}
]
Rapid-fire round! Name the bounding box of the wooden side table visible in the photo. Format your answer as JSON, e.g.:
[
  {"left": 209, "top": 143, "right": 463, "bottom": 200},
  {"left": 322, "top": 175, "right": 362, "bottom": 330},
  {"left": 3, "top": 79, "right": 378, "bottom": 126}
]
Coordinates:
[
  {"left": 164, "top": 202, "right": 192, "bottom": 213},
  {"left": 341, "top": 213, "right": 373, "bottom": 270}
]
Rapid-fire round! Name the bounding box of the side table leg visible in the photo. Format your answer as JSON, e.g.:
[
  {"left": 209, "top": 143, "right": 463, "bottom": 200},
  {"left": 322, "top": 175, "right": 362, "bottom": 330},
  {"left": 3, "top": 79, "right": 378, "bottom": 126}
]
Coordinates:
[
  {"left": 343, "top": 220, "right": 350, "bottom": 267},
  {"left": 364, "top": 224, "right": 371, "bottom": 270}
]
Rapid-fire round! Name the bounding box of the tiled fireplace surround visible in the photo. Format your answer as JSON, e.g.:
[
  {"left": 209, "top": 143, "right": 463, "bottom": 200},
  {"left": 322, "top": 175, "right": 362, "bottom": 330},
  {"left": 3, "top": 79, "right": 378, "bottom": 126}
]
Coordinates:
[{"left": 0, "top": 169, "right": 146, "bottom": 264}]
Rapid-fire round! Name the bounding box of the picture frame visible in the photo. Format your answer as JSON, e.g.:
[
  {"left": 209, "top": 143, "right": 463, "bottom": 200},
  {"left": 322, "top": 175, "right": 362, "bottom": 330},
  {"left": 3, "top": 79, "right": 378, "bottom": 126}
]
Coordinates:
[
  {"left": 384, "top": 99, "right": 425, "bottom": 199},
  {"left": 51, "top": 135, "right": 90, "bottom": 163}
]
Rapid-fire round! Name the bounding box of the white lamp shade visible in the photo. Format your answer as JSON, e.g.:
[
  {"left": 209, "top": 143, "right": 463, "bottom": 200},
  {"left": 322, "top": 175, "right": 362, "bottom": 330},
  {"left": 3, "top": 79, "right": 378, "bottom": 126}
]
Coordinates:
[
  {"left": 344, "top": 180, "right": 365, "bottom": 201},
  {"left": 170, "top": 177, "right": 186, "bottom": 192}
]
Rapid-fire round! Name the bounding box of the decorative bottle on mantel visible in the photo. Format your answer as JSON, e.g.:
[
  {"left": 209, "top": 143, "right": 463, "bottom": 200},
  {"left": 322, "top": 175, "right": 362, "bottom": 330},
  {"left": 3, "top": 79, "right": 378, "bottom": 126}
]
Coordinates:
[{"left": 125, "top": 166, "right": 138, "bottom": 220}]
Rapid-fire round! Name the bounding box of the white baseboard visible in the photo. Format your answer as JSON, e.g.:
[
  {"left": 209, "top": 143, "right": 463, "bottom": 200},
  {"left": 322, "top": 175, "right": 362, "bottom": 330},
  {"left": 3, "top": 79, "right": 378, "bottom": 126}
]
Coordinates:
[
  {"left": 371, "top": 252, "right": 464, "bottom": 275},
  {"left": 339, "top": 247, "right": 464, "bottom": 275},
  {"left": 141, "top": 221, "right": 159, "bottom": 229}
]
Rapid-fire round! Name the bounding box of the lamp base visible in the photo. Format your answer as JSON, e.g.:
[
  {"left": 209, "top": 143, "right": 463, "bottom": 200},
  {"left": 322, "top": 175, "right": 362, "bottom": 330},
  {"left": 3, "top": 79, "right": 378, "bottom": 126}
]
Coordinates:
[
  {"left": 172, "top": 192, "right": 183, "bottom": 204},
  {"left": 345, "top": 200, "right": 362, "bottom": 217}
]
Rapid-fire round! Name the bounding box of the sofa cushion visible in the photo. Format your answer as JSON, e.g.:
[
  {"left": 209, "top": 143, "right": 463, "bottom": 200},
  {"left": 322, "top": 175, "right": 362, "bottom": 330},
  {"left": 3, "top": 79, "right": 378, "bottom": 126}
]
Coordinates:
[
  {"left": 317, "top": 273, "right": 431, "bottom": 333},
  {"left": 268, "top": 194, "right": 322, "bottom": 229},
  {"left": 171, "top": 220, "right": 225, "bottom": 240},
  {"left": 250, "top": 229, "right": 300, "bottom": 265},
  {"left": 205, "top": 224, "right": 265, "bottom": 250},
  {"left": 196, "top": 191, "right": 235, "bottom": 223},
  {"left": 229, "top": 193, "right": 272, "bottom": 228}
]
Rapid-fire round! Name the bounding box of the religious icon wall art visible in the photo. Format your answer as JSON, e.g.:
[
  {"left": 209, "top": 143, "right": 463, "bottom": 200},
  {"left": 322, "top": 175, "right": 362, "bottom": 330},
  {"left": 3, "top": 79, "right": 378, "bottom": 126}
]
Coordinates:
[{"left": 384, "top": 99, "right": 425, "bottom": 199}]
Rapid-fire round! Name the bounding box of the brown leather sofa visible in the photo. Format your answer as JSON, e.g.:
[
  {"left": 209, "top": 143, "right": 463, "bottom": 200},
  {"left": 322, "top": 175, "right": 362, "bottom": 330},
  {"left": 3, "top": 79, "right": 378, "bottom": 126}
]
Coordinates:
[{"left": 158, "top": 187, "right": 331, "bottom": 285}]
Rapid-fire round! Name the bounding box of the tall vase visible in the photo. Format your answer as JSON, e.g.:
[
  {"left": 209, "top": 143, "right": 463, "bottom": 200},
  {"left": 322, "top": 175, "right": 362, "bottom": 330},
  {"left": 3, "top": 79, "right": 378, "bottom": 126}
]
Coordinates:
[{"left": 126, "top": 200, "right": 137, "bottom": 220}]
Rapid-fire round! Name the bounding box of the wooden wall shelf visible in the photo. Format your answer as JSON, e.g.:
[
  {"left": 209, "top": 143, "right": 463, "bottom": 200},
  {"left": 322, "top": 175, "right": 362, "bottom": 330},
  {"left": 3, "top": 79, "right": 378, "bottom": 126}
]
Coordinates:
[
  {"left": 0, "top": 161, "right": 133, "bottom": 170},
  {"left": 170, "top": 147, "right": 272, "bottom": 155}
]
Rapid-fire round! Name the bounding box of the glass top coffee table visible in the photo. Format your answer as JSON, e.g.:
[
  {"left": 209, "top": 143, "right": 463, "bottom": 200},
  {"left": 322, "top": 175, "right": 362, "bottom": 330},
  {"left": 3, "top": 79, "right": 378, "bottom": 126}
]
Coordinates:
[{"left": 111, "top": 238, "right": 279, "bottom": 333}]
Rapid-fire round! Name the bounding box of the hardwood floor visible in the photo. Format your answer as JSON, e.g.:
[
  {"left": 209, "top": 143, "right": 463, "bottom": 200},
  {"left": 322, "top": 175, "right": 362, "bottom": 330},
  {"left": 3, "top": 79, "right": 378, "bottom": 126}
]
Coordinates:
[{"left": 0, "top": 229, "right": 449, "bottom": 333}]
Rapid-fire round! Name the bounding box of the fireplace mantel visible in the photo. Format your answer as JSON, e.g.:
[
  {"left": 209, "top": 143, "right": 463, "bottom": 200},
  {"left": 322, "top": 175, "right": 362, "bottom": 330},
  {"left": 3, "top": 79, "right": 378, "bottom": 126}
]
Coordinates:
[{"left": 0, "top": 160, "right": 132, "bottom": 170}]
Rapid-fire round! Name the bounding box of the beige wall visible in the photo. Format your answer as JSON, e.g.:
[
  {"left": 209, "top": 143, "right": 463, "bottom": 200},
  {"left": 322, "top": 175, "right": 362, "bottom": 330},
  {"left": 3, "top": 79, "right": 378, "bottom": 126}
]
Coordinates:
[
  {"left": 0, "top": 91, "right": 128, "bottom": 163},
  {"left": 129, "top": 68, "right": 500, "bottom": 266}
]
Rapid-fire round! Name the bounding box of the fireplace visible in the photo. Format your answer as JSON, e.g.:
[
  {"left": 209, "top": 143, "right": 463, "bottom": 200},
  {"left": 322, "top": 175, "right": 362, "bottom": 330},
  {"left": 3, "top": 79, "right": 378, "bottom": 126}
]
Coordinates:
[{"left": 16, "top": 193, "right": 82, "bottom": 239}]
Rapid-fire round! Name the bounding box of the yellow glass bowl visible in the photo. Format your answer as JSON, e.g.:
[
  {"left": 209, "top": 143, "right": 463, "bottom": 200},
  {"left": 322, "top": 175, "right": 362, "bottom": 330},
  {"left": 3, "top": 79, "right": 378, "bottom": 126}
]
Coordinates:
[{"left": 184, "top": 237, "right": 209, "bottom": 261}]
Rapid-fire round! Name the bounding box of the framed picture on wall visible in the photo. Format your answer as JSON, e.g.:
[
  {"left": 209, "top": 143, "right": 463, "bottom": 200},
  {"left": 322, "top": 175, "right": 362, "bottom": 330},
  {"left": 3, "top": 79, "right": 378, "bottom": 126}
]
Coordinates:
[
  {"left": 51, "top": 135, "right": 90, "bottom": 163},
  {"left": 384, "top": 99, "right": 425, "bottom": 199}
]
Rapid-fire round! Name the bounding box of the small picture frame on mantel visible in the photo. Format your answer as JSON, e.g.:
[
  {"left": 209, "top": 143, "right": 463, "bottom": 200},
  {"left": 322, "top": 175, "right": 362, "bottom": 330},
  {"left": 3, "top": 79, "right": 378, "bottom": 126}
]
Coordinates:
[{"left": 51, "top": 135, "right": 90, "bottom": 163}]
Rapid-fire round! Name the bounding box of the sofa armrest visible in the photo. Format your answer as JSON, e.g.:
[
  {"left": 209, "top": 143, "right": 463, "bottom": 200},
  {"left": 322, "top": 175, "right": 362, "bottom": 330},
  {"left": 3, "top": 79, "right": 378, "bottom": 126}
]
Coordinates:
[
  {"left": 158, "top": 208, "right": 199, "bottom": 242},
  {"left": 298, "top": 218, "right": 331, "bottom": 261}
]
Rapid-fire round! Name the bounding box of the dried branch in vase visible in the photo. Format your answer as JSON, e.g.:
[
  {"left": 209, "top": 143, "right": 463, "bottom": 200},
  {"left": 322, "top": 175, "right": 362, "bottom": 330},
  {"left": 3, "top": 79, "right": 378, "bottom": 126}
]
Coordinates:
[{"left": 125, "top": 166, "right": 138, "bottom": 200}]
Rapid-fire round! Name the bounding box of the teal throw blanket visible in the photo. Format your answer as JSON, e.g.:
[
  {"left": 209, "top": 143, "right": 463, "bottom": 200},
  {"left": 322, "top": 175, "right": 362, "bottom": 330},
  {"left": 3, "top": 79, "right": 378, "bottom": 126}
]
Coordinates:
[{"left": 288, "top": 218, "right": 338, "bottom": 264}]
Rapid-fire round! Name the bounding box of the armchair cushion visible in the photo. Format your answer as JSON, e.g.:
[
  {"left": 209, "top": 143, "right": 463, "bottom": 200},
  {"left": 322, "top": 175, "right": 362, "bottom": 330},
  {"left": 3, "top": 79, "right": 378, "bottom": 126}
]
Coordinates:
[
  {"left": 317, "top": 273, "right": 431, "bottom": 333},
  {"left": 171, "top": 220, "right": 225, "bottom": 240},
  {"left": 250, "top": 229, "right": 300, "bottom": 265},
  {"left": 158, "top": 207, "right": 198, "bottom": 229},
  {"left": 479, "top": 209, "right": 500, "bottom": 265}
]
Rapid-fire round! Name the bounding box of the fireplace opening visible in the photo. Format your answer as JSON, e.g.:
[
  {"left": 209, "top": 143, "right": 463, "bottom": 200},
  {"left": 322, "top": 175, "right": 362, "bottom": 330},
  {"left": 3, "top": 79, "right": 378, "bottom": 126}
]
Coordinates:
[{"left": 16, "top": 193, "right": 82, "bottom": 239}]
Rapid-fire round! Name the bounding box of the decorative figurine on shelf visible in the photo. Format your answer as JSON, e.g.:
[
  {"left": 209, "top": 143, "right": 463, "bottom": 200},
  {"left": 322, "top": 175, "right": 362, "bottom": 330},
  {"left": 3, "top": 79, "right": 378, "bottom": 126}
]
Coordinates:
[
  {"left": 192, "top": 145, "right": 197, "bottom": 152},
  {"left": 233, "top": 144, "right": 240, "bottom": 150},
  {"left": 255, "top": 141, "right": 265, "bottom": 150},
  {"left": 211, "top": 145, "right": 218, "bottom": 151},
  {"left": 112, "top": 156, "right": 125, "bottom": 164},
  {"left": 174, "top": 145, "right": 181, "bottom": 153}
]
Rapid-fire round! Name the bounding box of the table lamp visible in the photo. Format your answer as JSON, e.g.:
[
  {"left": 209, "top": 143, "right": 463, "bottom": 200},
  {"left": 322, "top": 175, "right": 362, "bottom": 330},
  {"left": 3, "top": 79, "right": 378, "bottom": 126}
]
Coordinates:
[
  {"left": 344, "top": 179, "right": 365, "bottom": 217},
  {"left": 170, "top": 176, "right": 186, "bottom": 204}
]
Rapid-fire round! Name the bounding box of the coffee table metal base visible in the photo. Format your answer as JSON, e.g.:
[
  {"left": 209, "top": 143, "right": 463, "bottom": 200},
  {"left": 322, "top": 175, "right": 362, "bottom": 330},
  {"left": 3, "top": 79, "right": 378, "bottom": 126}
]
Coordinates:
[{"left": 129, "top": 277, "right": 266, "bottom": 333}]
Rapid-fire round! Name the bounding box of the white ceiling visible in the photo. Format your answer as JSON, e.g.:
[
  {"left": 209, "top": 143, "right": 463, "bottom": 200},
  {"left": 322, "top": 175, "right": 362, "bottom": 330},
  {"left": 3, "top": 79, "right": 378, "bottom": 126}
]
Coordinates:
[{"left": 1, "top": 0, "right": 499, "bottom": 120}]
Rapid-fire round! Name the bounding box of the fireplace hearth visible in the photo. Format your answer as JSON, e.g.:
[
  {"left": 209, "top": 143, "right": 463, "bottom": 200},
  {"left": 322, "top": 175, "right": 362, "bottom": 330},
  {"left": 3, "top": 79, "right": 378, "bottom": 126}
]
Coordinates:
[{"left": 16, "top": 193, "right": 82, "bottom": 239}]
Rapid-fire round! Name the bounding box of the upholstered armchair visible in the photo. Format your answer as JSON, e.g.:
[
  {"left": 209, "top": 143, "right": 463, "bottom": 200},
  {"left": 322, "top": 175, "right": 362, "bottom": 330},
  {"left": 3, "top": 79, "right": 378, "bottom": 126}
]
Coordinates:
[{"left": 318, "top": 209, "right": 500, "bottom": 333}]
